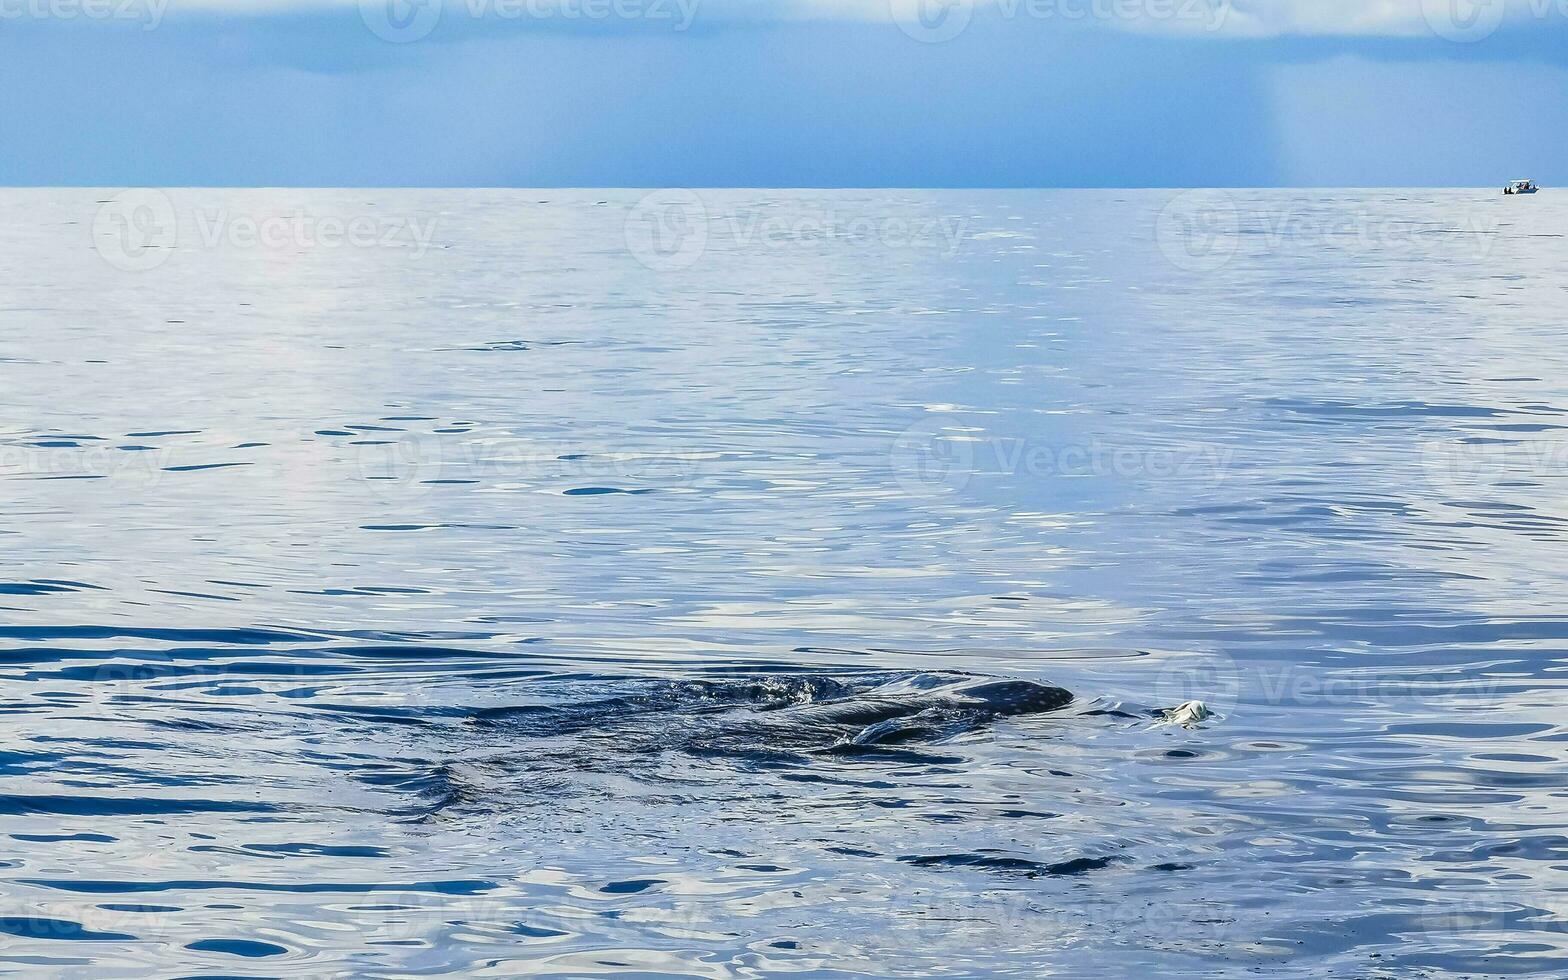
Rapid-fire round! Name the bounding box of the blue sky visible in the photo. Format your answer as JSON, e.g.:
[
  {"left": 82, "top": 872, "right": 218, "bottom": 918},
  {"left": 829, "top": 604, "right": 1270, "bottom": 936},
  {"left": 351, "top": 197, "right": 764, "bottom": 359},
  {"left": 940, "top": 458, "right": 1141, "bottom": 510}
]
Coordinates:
[{"left": 3, "top": 0, "right": 1567, "bottom": 185}]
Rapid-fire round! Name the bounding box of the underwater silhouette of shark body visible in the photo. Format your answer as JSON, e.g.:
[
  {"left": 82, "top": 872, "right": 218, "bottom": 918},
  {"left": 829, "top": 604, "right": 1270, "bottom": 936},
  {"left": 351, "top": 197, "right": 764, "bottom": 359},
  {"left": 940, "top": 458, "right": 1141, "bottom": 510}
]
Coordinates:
[
  {"left": 470, "top": 671, "right": 1076, "bottom": 761},
  {"left": 413, "top": 671, "right": 1211, "bottom": 883}
]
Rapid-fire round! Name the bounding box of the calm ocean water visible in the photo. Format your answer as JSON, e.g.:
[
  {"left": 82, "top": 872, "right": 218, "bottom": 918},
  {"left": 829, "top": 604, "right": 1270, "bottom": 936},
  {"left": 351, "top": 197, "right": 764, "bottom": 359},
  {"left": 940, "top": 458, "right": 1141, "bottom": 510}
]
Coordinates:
[{"left": 1, "top": 188, "right": 1565, "bottom": 977}]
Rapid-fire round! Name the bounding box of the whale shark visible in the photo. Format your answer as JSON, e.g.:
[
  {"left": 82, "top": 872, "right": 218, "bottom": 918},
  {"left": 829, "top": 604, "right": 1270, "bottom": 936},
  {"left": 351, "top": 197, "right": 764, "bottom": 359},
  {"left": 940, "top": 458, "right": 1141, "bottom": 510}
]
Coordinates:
[
  {"left": 471, "top": 671, "right": 1076, "bottom": 759},
  {"left": 411, "top": 670, "right": 1211, "bottom": 835},
  {"left": 776, "top": 676, "right": 1074, "bottom": 749}
]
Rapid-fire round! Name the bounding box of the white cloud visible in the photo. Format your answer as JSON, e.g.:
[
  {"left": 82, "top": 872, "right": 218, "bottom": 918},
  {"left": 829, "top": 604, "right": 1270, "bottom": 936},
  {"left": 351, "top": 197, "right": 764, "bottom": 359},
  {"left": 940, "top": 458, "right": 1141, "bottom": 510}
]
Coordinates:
[
  {"left": 1217, "top": 0, "right": 1503, "bottom": 37},
  {"left": 866, "top": 0, "right": 1552, "bottom": 39},
  {"left": 135, "top": 0, "right": 1563, "bottom": 42}
]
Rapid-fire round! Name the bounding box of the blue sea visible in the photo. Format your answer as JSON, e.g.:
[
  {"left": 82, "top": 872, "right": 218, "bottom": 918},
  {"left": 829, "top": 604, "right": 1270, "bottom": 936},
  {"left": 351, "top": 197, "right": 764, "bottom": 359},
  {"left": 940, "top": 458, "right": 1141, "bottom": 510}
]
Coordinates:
[{"left": 2, "top": 188, "right": 1565, "bottom": 977}]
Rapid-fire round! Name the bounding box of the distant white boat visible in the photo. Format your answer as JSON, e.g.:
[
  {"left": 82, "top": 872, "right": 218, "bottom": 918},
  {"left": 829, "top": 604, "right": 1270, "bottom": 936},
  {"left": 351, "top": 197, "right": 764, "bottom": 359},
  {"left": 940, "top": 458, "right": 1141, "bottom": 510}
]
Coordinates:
[{"left": 1504, "top": 179, "right": 1539, "bottom": 195}]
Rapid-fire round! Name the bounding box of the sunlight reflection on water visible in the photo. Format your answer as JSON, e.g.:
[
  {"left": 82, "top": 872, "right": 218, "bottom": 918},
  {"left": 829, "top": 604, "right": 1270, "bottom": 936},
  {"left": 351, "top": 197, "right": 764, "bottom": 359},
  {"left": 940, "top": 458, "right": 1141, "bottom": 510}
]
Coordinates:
[{"left": 0, "top": 188, "right": 1565, "bottom": 977}]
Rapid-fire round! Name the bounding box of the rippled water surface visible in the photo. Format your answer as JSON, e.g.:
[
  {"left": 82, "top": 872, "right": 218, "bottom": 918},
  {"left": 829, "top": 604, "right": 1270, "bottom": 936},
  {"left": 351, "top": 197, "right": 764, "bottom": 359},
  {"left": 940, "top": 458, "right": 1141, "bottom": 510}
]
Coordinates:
[{"left": 3, "top": 189, "right": 1567, "bottom": 977}]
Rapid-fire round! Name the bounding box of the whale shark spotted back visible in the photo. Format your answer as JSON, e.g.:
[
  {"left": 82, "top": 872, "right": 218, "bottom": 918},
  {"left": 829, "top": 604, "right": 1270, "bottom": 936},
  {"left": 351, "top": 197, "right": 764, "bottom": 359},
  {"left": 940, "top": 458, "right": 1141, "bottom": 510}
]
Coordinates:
[
  {"left": 427, "top": 672, "right": 1122, "bottom": 879},
  {"left": 943, "top": 678, "right": 1075, "bottom": 715},
  {"left": 472, "top": 671, "right": 1075, "bottom": 758}
]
